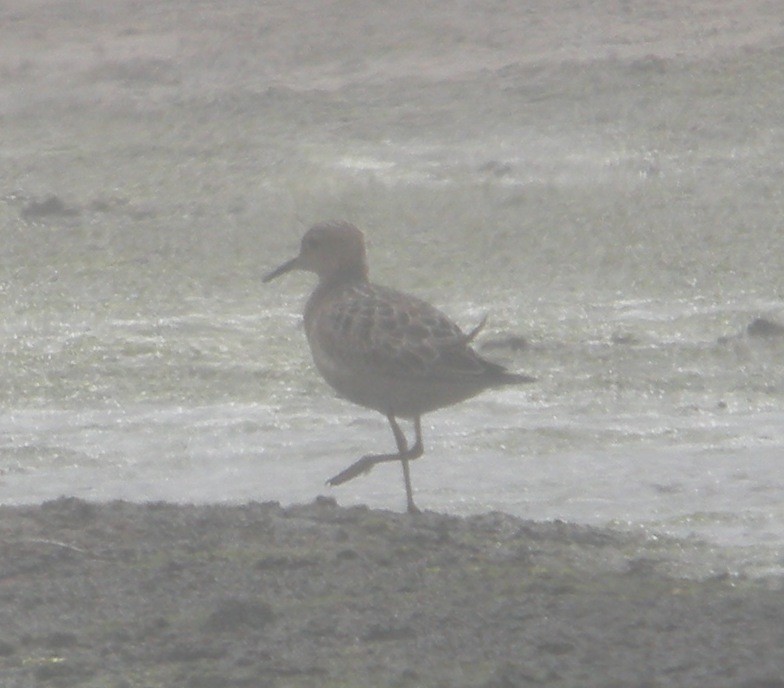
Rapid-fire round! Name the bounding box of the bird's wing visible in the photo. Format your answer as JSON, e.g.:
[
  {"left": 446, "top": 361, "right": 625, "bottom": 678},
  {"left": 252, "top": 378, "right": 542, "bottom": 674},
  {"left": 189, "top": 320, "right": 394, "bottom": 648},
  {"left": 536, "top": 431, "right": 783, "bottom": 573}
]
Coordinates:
[{"left": 317, "top": 284, "right": 491, "bottom": 381}]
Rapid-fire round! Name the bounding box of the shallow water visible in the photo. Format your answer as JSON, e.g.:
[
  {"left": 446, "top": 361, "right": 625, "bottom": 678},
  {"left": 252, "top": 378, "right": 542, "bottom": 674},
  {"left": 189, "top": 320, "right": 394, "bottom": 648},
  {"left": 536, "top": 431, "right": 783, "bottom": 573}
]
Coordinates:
[
  {"left": 3, "top": 186, "right": 784, "bottom": 578},
  {"left": 2, "top": 0, "right": 784, "bottom": 579}
]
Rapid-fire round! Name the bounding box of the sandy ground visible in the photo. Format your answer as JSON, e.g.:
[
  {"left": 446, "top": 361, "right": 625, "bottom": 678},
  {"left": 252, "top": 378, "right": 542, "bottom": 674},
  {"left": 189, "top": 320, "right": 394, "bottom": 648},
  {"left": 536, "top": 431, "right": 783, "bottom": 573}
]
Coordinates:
[
  {"left": 3, "top": 1, "right": 784, "bottom": 686},
  {"left": 1, "top": 497, "right": 784, "bottom": 688}
]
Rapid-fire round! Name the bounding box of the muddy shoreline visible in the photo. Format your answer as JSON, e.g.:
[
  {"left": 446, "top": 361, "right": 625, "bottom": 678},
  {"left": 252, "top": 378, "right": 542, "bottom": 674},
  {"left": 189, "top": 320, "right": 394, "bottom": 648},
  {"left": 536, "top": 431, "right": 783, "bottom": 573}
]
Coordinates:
[{"left": 1, "top": 497, "right": 783, "bottom": 687}]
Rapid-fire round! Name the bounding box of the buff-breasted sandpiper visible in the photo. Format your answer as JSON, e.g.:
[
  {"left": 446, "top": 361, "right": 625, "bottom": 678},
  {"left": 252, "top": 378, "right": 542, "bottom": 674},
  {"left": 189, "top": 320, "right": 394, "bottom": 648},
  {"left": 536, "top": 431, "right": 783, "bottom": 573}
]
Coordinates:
[{"left": 264, "top": 220, "right": 534, "bottom": 513}]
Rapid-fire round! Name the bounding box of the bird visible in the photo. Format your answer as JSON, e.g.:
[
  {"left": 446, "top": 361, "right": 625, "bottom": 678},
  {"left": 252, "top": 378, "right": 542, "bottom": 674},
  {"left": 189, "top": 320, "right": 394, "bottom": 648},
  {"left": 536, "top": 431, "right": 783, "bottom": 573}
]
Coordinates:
[{"left": 263, "top": 220, "right": 534, "bottom": 513}]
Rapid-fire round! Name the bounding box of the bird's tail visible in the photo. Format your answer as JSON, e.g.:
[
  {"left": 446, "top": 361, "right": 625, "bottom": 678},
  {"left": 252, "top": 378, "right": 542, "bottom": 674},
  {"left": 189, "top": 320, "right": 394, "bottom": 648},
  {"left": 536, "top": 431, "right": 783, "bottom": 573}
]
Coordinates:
[
  {"left": 463, "top": 313, "right": 489, "bottom": 343},
  {"left": 466, "top": 314, "right": 536, "bottom": 385},
  {"left": 482, "top": 358, "right": 536, "bottom": 385}
]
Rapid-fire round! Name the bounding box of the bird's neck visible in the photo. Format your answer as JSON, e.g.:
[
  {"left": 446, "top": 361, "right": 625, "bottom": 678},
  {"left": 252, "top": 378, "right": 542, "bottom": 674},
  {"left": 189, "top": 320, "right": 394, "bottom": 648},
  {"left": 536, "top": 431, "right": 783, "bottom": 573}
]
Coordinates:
[{"left": 319, "top": 263, "right": 369, "bottom": 289}]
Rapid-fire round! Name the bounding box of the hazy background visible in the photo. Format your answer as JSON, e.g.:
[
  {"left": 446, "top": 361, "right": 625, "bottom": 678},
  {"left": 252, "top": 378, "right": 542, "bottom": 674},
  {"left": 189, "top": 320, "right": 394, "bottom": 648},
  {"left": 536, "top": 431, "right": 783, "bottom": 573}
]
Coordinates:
[{"left": 2, "top": 0, "right": 784, "bottom": 576}]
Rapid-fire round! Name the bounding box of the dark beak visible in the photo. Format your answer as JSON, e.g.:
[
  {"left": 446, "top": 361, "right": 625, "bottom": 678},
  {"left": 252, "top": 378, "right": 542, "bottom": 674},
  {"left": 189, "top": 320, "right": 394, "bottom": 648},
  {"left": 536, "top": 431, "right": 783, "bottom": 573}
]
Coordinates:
[{"left": 263, "top": 256, "right": 299, "bottom": 283}]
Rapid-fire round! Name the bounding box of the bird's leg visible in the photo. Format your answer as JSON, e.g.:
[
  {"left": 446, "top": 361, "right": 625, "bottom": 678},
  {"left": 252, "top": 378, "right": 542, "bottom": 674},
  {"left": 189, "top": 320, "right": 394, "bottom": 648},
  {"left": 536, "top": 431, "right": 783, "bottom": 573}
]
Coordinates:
[
  {"left": 326, "top": 414, "right": 424, "bottom": 514},
  {"left": 399, "top": 415, "right": 423, "bottom": 514}
]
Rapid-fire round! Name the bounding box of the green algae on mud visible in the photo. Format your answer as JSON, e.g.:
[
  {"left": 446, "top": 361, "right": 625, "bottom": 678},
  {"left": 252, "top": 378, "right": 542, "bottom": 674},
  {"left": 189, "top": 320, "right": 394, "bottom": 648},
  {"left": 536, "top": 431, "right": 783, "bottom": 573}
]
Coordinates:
[{"left": 0, "top": 497, "right": 783, "bottom": 688}]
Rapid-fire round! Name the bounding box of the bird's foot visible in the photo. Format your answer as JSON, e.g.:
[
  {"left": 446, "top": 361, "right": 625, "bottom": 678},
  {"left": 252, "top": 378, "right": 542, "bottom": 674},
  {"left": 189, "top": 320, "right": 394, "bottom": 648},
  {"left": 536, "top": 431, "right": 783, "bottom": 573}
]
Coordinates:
[{"left": 326, "top": 454, "right": 378, "bottom": 486}]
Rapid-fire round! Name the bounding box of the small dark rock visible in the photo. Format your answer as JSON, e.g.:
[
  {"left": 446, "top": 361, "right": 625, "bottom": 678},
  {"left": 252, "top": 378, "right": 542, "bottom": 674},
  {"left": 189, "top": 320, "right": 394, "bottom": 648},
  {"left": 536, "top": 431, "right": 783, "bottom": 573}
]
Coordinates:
[
  {"left": 21, "top": 195, "right": 80, "bottom": 220},
  {"left": 480, "top": 334, "right": 529, "bottom": 352},
  {"left": 747, "top": 317, "right": 784, "bottom": 338},
  {"left": 478, "top": 160, "right": 515, "bottom": 177},
  {"left": 611, "top": 331, "right": 640, "bottom": 345}
]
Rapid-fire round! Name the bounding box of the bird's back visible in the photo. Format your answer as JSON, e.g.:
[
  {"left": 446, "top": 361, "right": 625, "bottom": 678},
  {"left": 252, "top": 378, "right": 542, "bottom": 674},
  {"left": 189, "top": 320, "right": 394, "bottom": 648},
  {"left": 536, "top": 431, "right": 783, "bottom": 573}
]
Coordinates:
[{"left": 304, "top": 281, "right": 532, "bottom": 417}]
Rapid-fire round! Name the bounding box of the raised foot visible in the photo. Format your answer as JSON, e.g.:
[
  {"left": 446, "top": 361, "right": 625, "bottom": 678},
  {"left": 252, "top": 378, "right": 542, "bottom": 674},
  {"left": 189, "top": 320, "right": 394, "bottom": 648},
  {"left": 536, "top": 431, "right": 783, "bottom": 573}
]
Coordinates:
[{"left": 325, "top": 455, "right": 378, "bottom": 486}]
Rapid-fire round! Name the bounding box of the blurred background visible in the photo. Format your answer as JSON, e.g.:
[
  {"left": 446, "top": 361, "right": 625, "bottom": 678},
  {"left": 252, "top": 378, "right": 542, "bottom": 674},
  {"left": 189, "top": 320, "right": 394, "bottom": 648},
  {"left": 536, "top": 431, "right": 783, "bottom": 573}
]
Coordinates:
[{"left": 1, "top": 0, "right": 784, "bottom": 576}]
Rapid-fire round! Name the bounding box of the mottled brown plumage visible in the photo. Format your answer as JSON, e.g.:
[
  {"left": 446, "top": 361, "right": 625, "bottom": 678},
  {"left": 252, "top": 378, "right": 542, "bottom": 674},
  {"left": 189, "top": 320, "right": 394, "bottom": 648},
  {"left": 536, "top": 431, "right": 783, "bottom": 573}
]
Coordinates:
[{"left": 264, "top": 220, "right": 534, "bottom": 513}]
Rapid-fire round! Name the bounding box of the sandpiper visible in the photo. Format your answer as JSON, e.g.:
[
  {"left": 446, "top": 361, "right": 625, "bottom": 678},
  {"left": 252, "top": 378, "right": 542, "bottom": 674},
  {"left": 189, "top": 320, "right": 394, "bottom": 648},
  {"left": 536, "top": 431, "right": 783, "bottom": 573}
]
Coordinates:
[{"left": 264, "top": 220, "right": 534, "bottom": 513}]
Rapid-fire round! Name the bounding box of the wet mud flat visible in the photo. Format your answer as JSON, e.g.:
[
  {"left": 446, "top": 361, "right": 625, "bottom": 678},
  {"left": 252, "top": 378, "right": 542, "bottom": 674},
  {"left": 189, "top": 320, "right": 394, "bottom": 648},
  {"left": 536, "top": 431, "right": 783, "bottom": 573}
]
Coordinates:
[{"left": 0, "top": 498, "right": 782, "bottom": 687}]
